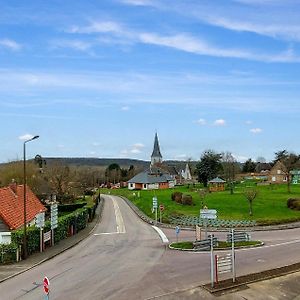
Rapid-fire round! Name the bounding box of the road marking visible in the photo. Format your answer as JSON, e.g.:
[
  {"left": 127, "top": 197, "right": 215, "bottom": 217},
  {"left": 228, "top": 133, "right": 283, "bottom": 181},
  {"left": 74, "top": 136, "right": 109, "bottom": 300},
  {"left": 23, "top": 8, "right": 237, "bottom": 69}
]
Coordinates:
[
  {"left": 94, "top": 232, "right": 125, "bottom": 235},
  {"left": 238, "top": 239, "right": 300, "bottom": 252},
  {"left": 111, "top": 196, "right": 126, "bottom": 234},
  {"left": 152, "top": 226, "right": 169, "bottom": 243}
]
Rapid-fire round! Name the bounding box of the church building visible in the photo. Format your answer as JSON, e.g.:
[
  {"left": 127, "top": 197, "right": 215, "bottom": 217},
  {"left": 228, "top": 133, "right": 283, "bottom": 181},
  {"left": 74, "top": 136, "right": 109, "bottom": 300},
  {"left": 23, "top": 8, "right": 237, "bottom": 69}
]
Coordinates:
[{"left": 128, "top": 133, "right": 176, "bottom": 190}]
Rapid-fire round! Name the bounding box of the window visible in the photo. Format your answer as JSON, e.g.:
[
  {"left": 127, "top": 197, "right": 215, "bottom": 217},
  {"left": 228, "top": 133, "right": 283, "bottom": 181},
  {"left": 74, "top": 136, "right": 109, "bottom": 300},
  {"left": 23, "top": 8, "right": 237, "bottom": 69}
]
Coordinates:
[{"left": 277, "top": 170, "right": 281, "bottom": 174}]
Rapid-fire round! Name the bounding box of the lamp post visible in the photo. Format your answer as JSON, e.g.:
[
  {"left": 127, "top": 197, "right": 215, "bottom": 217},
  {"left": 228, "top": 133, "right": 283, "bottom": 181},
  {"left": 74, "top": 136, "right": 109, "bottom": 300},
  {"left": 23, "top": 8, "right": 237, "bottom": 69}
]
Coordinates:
[{"left": 23, "top": 135, "right": 39, "bottom": 259}]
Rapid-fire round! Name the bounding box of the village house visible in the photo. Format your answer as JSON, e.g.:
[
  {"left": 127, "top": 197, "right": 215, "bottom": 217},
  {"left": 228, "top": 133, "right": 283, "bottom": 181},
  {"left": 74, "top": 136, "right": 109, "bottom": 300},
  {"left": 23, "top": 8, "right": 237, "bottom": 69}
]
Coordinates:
[
  {"left": 269, "top": 161, "right": 288, "bottom": 184},
  {"left": 0, "top": 182, "right": 46, "bottom": 244}
]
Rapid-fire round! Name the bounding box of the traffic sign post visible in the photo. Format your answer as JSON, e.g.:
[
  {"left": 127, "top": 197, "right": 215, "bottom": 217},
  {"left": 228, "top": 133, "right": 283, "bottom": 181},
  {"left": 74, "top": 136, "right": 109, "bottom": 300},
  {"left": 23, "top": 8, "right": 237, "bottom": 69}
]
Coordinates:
[
  {"left": 35, "top": 212, "right": 45, "bottom": 253},
  {"left": 159, "top": 204, "right": 164, "bottom": 223},
  {"left": 51, "top": 204, "right": 58, "bottom": 246},
  {"left": 200, "top": 209, "right": 217, "bottom": 239},
  {"left": 152, "top": 197, "right": 158, "bottom": 225},
  {"left": 43, "top": 276, "right": 50, "bottom": 298},
  {"left": 175, "top": 225, "right": 180, "bottom": 242}
]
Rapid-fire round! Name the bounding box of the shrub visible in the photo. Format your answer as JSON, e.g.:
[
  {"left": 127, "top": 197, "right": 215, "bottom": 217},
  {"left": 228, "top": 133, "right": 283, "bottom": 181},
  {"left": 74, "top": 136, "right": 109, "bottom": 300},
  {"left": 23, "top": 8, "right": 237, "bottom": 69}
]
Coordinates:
[
  {"left": 182, "top": 194, "right": 193, "bottom": 205},
  {"left": 171, "top": 192, "right": 183, "bottom": 203},
  {"left": 287, "top": 198, "right": 300, "bottom": 210}
]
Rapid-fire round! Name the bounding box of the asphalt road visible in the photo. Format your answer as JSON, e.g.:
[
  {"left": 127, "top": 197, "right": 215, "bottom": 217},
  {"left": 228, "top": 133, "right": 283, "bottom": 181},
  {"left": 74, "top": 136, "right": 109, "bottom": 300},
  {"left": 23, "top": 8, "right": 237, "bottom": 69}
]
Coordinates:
[
  {"left": 0, "top": 195, "right": 164, "bottom": 299},
  {"left": 1, "top": 195, "right": 300, "bottom": 299}
]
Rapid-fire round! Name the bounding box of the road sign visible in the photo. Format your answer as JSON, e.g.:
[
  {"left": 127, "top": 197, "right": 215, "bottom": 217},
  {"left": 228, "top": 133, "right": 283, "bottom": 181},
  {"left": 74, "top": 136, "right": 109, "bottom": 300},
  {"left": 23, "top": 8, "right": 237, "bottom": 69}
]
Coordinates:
[
  {"left": 200, "top": 209, "right": 217, "bottom": 219},
  {"left": 43, "top": 276, "right": 50, "bottom": 295},
  {"left": 159, "top": 204, "right": 164, "bottom": 211},
  {"left": 51, "top": 203, "right": 58, "bottom": 229},
  {"left": 35, "top": 212, "right": 45, "bottom": 228},
  {"left": 152, "top": 196, "right": 158, "bottom": 209}
]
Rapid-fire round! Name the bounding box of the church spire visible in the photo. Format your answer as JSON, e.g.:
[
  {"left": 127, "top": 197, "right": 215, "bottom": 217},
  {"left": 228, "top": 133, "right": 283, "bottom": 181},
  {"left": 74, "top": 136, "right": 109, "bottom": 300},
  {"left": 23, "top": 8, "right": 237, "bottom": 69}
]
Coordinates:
[{"left": 151, "top": 132, "right": 162, "bottom": 166}]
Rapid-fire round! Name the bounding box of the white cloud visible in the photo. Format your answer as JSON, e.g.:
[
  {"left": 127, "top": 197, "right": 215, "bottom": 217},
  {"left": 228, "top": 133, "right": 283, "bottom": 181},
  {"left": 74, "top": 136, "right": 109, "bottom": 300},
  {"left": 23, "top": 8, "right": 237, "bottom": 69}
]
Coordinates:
[
  {"left": 67, "top": 19, "right": 300, "bottom": 62},
  {"left": 245, "top": 120, "right": 253, "bottom": 125},
  {"left": 18, "top": 134, "right": 35, "bottom": 141},
  {"left": 89, "top": 151, "right": 96, "bottom": 155},
  {"left": 121, "top": 106, "right": 130, "bottom": 111},
  {"left": 120, "top": 0, "right": 153, "bottom": 5},
  {"left": 250, "top": 128, "right": 263, "bottom": 134},
  {"left": 92, "top": 142, "right": 100, "bottom": 147},
  {"left": 133, "top": 143, "right": 145, "bottom": 149},
  {"left": 50, "top": 39, "right": 92, "bottom": 52},
  {"left": 131, "top": 148, "right": 141, "bottom": 154},
  {"left": 68, "top": 21, "right": 123, "bottom": 35},
  {"left": 195, "top": 118, "right": 207, "bottom": 125},
  {"left": 0, "top": 39, "right": 22, "bottom": 51},
  {"left": 214, "top": 119, "right": 226, "bottom": 126},
  {"left": 57, "top": 144, "right": 65, "bottom": 148}
]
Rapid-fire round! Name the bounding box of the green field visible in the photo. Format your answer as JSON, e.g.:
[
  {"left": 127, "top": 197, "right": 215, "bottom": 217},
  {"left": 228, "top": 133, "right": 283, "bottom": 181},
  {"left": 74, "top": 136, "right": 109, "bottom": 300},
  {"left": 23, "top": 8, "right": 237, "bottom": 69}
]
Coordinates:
[{"left": 102, "top": 183, "right": 300, "bottom": 225}]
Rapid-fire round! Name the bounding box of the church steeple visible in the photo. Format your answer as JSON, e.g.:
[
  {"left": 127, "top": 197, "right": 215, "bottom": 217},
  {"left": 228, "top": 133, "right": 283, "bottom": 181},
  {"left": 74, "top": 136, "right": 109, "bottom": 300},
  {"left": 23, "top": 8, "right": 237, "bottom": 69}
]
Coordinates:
[{"left": 151, "top": 132, "right": 162, "bottom": 166}]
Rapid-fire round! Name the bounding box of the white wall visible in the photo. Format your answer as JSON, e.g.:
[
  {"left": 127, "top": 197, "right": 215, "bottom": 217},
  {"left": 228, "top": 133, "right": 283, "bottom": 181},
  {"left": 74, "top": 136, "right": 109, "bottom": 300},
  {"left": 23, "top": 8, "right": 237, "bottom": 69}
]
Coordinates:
[{"left": 0, "top": 232, "right": 11, "bottom": 244}]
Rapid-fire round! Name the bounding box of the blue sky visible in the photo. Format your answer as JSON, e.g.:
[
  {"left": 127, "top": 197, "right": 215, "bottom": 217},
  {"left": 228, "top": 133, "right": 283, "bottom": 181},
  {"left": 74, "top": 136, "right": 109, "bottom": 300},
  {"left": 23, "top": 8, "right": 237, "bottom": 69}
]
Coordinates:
[{"left": 1, "top": 0, "right": 300, "bottom": 163}]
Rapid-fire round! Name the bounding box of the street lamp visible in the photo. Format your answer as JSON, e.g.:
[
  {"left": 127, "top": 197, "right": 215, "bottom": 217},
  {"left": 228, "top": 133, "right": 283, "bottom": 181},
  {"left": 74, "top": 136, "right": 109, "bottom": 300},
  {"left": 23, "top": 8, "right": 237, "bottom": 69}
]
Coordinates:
[{"left": 23, "top": 135, "right": 39, "bottom": 259}]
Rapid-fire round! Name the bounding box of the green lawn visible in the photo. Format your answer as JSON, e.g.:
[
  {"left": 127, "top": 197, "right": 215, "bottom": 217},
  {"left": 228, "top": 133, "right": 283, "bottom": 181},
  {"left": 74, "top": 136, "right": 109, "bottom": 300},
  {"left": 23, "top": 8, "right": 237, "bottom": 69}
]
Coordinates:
[
  {"left": 170, "top": 240, "right": 261, "bottom": 250},
  {"left": 102, "top": 183, "right": 300, "bottom": 225}
]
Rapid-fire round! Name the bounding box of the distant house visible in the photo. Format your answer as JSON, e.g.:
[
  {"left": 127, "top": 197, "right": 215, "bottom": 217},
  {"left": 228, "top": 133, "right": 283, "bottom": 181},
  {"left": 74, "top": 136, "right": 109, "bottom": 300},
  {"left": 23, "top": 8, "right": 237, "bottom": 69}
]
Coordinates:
[
  {"left": 255, "top": 163, "right": 272, "bottom": 173},
  {"left": 181, "top": 163, "right": 192, "bottom": 181},
  {"left": 128, "top": 169, "right": 175, "bottom": 190},
  {"left": 0, "top": 183, "right": 47, "bottom": 244},
  {"left": 269, "top": 161, "right": 288, "bottom": 183},
  {"left": 127, "top": 133, "right": 176, "bottom": 190},
  {"left": 208, "top": 177, "right": 226, "bottom": 192}
]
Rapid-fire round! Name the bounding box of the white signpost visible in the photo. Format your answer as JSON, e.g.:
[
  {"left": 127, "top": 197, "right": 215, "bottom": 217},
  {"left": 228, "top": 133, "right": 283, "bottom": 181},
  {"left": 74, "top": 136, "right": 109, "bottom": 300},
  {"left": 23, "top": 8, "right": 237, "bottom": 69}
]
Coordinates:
[
  {"left": 215, "top": 229, "right": 236, "bottom": 284},
  {"left": 35, "top": 212, "right": 45, "bottom": 253},
  {"left": 51, "top": 204, "right": 58, "bottom": 246},
  {"left": 200, "top": 209, "right": 217, "bottom": 238},
  {"left": 152, "top": 196, "right": 158, "bottom": 224}
]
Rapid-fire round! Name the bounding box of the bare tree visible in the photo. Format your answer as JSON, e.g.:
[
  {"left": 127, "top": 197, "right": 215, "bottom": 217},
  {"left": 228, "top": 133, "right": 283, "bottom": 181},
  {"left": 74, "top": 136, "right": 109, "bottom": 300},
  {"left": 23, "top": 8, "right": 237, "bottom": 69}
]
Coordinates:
[
  {"left": 221, "top": 152, "right": 238, "bottom": 194},
  {"left": 243, "top": 188, "right": 259, "bottom": 216}
]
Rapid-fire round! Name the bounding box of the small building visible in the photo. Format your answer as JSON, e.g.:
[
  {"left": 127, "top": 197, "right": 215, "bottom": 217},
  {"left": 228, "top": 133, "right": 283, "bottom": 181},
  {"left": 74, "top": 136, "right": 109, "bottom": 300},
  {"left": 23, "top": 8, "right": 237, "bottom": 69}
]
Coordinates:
[
  {"left": 208, "top": 177, "right": 226, "bottom": 192},
  {"left": 0, "top": 183, "right": 47, "bottom": 244},
  {"left": 269, "top": 161, "right": 288, "bottom": 183},
  {"left": 128, "top": 171, "right": 175, "bottom": 190}
]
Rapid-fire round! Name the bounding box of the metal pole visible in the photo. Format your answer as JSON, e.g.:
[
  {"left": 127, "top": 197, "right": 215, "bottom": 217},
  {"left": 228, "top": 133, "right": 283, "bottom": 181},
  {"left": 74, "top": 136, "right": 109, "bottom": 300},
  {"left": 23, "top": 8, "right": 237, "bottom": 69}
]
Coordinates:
[
  {"left": 159, "top": 209, "right": 162, "bottom": 223},
  {"left": 155, "top": 207, "right": 158, "bottom": 225},
  {"left": 22, "top": 135, "right": 39, "bottom": 260},
  {"left": 23, "top": 141, "right": 27, "bottom": 259},
  {"left": 205, "top": 218, "right": 208, "bottom": 239},
  {"left": 210, "top": 235, "right": 214, "bottom": 288},
  {"left": 232, "top": 228, "right": 236, "bottom": 282}
]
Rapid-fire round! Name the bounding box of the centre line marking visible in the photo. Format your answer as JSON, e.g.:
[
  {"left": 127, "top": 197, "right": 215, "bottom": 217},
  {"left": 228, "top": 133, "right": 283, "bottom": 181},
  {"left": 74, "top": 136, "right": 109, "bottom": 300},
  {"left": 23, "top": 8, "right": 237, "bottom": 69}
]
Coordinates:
[{"left": 111, "top": 196, "right": 126, "bottom": 234}]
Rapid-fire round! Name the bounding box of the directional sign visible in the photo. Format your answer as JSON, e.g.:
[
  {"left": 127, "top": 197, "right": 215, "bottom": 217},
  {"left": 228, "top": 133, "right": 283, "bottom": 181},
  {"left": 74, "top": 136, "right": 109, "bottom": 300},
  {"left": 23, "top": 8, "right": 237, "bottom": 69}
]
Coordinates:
[
  {"left": 200, "top": 209, "right": 217, "bottom": 219},
  {"left": 35, "top": 212, "right": 45, "bottom": 228},
  {"left": 51, "top": 204, "right": 58, "bottom": 229},
  {"left": 152, "top": 197, "right": 158, "bottom": 209},
  {"left": 43, "top": 276, "right": 50, "bottom": 295}
]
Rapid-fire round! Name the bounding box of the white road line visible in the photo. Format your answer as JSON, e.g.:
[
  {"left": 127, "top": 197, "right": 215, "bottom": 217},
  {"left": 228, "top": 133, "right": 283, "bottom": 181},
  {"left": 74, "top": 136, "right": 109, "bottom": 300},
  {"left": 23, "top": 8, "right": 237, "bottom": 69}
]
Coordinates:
[
  {"left": 237, "top": 238, "right": 300, "bottom": 251},
  {"left": 94, "top": 232, "right": 125, "bottom": 236},
  {"left": 152, "top": 226, "right": 169, "bottom": 243},
  {"left": 111, "top": 196, "right": 126, "bottom": 234}
]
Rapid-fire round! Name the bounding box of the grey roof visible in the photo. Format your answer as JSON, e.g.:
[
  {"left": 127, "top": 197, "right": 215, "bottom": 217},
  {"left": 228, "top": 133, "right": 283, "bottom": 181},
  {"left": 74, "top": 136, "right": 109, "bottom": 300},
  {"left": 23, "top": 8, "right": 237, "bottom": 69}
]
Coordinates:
[
  {"left": 151, "top": 133, "right": 162, "bottom": 158},
  {"left": 208, "top": 177, "right": 226, "bottom": 183},
  {"left": 128, "top": 171, "right": 174, "bottom": 184}
]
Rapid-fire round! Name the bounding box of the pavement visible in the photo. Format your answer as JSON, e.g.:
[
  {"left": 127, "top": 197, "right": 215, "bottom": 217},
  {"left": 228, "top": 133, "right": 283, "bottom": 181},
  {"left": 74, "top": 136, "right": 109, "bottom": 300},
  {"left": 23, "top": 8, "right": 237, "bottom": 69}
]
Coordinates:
[
  {"left": 0, "top": 203, "right": 102, "bottom": 283},
  {"left": 1, "top": 196, "right": 300, "bottom": 300}
]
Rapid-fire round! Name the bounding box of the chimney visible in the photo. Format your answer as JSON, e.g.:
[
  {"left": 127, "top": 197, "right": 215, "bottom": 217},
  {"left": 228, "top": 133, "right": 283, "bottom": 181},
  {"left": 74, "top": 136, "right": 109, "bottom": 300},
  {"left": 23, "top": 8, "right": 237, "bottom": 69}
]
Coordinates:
[{"left": 9, "top": 179, "right": 17, "bottom": 194}]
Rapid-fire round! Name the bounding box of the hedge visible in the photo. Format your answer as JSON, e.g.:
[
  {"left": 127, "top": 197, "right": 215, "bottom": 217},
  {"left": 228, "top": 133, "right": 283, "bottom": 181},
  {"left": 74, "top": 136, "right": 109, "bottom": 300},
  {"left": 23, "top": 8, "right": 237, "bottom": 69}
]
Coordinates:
[
  {"left": 11, "top": 201, "right": 98, "bottom": 258},
  {"left": 0, "top": 243, "right": 19, "bottom": 264}
]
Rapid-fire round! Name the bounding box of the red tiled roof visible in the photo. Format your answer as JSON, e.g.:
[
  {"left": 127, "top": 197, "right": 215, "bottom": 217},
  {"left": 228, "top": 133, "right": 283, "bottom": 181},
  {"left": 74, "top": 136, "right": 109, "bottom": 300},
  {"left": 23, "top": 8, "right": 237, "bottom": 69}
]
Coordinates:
[{"left": 0, "top": 184, "right": 46, "bottom": 230}]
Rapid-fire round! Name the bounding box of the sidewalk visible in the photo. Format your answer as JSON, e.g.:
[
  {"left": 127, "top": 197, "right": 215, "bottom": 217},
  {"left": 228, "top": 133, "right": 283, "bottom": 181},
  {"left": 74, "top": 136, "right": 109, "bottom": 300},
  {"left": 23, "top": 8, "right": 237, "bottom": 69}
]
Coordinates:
[{"left": 0, "top": 204, "right": 102, "bottom": 283}]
